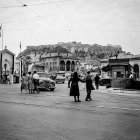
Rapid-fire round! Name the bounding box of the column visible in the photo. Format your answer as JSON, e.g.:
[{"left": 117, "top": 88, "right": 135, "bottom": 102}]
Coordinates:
[{"left": 65, "top": 60, "right": 66, "bottom": 72}]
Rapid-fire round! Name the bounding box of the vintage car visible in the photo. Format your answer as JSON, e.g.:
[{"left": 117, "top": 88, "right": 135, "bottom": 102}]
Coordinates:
[
  {"left": 100, "top": 77, "right": 112, "bottom": 86},
  {"left": 55, "top": 74, "right": 65, "bottom": 84},
  {"left": 37, "top": 72, "right": 55, "bottom": 91}
]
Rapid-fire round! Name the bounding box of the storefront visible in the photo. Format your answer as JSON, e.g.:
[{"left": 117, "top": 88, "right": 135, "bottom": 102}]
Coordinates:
[
  {"left": 109, "top": 59, "right": 132, "bottom": 87},
  {"left": 102, "top": 58, "right": 132, "bottom": 88},
  {"left": 101, "top": 53, "right": 140, "bottom": 89}
]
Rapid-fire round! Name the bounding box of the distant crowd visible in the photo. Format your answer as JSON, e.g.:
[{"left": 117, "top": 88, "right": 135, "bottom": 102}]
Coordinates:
[
  {"left": 21, "top": 71, "right": 40, "bottom": 94},
  {"left": 20, "top": 70, "right": 101, "bottom": 102}
]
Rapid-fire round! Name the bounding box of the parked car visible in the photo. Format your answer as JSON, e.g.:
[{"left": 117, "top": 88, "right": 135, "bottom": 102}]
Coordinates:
[
  {"left": 37, "top": 72, "right": 55, "bottom": 91},
  {"left": 100, "top": 78, "right": 111, "bottom": 86},
  {"left": 55, "top": 74, "right": 65, "bottom": 84},
  {"left": 65, "top": 72, "right": 71, "bottom": 79}
]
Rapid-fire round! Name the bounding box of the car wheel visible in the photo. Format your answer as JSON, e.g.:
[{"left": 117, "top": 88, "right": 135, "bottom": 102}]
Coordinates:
[{"left": 50, "top": 88, "right": 54, "bottom": 91}]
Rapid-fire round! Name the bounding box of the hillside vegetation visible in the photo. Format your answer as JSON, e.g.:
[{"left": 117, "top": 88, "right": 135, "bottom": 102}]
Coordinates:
[{"left": 17, "top": 42, "right": 123, "bottom": 61}]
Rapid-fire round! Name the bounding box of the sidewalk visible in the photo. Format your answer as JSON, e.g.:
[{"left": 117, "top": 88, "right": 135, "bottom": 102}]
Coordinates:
[{"left": 95, "top": 86, "right": 140, "bottom": 97}]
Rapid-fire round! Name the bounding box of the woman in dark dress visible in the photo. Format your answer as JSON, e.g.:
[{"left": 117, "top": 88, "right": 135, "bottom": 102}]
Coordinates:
[{"left": 68, "top": 72, "right": 83, "bottom": 102}]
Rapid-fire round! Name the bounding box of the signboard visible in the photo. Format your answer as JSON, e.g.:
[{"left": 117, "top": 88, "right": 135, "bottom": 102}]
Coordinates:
[{"left": 109, "top": 59, "right": 129, "bottom": 66}]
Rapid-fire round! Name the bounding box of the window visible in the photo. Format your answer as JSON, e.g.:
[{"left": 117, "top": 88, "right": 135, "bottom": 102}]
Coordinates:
[{"left": 114, "top": 71, "right": 124, "bottom": 78}]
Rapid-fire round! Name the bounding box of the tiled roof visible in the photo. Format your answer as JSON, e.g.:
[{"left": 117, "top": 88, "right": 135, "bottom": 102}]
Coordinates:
[{"left": 0, "top": 48, "right": 15, "bottom": 55}]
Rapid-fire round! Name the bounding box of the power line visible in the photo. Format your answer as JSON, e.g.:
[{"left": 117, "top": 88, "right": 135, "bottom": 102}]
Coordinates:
[
  {"left": 0, "top": 5, "right": 21, "bottom": 8},
  {"left": 1, "top": 17, "right": 140, "bottom": 31},
  {"left": 24, "top": 6, "right": 41, "bottom": 17},
  {"left": 0, "top": 0, "right": 140, "bottom": 30},
  {"left": 14, "top": 0, "right": 46, "bottom": 25},
  {"left": 0, "top": 0, "right": 71, "bottom": 23},
  {"left": 25, "top": 0, "right": 72, "bottom": 6},
  {"left": 0, "top": 0, "right": 72, "bottom": 8},
  {"left": 2, "top": 27, "right": 140, "bottom": 32}
]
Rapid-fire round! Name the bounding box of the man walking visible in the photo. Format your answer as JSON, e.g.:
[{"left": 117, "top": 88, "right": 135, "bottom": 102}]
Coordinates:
[
  {"left": 33, "top": 71, "right": 40, "bottom": 93},
  {"left": 94, "top": 74, "right": 100, "bottom": 89},
  {"left": 85, "top": 71, "right": 93, "bottom": 101}
]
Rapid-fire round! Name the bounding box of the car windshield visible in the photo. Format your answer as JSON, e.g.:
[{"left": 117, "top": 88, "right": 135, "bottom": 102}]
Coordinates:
[{"left": 37, "top": 73, "right": 50, "bottom": 78}]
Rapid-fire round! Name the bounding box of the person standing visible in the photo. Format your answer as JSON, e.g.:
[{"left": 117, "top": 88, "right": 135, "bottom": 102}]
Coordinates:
[
  {"left": 94, "top": 74, "right": 100, "bottom": 89},
  {"left": 129, "top": 72, "right": 133, "bottom": 79},
  {"left": 68, "top": 72, "right": 83, "bottom": 102},
  {"left": 27, "top": 72, "right": 34, "bottom": 94},
  {"left": 7, "top": 74, "right": 11, "bottom": 85},
  {"left": 129, "top": 72, "right": 135, "bottom": 89},
  {"left": 85, "top": 71, "right": 93, "bottom": 101},
  {"left": 33, "top": 71, "right": 40, "bottom": 94},
  {"left": 21, "top": 73, "right": 28, "bottom": 94}
]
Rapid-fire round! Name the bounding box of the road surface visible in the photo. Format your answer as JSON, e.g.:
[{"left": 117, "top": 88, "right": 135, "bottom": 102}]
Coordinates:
[{"left": 0, "top": 82, "right": 140, "bottom": 140}]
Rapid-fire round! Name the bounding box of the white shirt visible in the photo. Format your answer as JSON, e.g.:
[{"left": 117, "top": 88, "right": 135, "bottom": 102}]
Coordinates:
[
  {"left": 129, "top": 74, "right": 133, "bottom": 79},
  {"left": 33, "top": 73, "right": 39, "bottom": 79}
]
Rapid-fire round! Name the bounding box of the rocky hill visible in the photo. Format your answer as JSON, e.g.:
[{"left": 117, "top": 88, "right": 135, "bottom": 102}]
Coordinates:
[{"left": 17, "top": 42, "right": 123, "bottom": 61}]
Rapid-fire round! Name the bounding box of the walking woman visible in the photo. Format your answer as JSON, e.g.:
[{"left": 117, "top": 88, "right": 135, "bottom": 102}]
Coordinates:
[
  {"left": 21, "top": 73, "right": 28, "bottom": 94},
  {"left": 68, "top": 72, "right": 83, "bottom": 102},
  {"left": 27, "top": 72, "right": 34, "bottom": 94}
]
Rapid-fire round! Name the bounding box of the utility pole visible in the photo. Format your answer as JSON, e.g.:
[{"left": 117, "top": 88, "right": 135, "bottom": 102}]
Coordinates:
[
  {"left": 19, "top": 42, "right": 22, "bottom": 82},
  {"left": 0, "top": 24, "right": 3, "bottom": 50},
  {"left": 0, "top": 24, "right": 3, "bottom": 83}
]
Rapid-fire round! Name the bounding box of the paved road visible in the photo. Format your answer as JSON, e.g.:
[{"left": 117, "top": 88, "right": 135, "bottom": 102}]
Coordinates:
[{"left": 0, "top": 83, "right": 140, "bottom": 140}]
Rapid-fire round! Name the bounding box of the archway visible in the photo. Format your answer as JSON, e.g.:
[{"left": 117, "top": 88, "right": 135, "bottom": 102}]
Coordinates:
[
  {"left": 71, "top": 61, "right": 75, "bottom": 72},
  {"left": 76, "top": 61, "right": 80, "bottom": 71},
  {"left": 66, "top": 61, "right": 71, "bottom": 71},
  {"left": 134, "top": 64, "right": 139, "bottom": 79},
  {"left": 60, "top": 60, "right": 65, "bottom": 71}
]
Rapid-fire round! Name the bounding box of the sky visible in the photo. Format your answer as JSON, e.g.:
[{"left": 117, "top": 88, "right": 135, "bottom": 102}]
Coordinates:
[{"left": 0, "top": 0, "right": 140, "bottom": 56}]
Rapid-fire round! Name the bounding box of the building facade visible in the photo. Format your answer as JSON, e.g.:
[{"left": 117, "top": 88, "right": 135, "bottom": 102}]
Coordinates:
[
  {"left": 0, "top": 47, "right": 15, "bottom": 84},
  {"left": 18, "top": 46, "right": 81, "bottom": 74},
  {"left": 40, "top": 46, "right": 80, "bottom": 73},
  {"left": 100, "top": 53, "right": 140, "bottom": 88}
]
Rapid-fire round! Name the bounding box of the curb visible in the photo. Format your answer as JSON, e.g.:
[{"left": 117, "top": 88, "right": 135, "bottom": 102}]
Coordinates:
[{"left": 94, "top": 88, "right": 140, "bottom": 97}]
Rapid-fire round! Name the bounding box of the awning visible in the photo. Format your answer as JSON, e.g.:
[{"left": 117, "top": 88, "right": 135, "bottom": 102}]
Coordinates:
[
  {"left": 101, "top": 64, "right": 110, "bottom": 72},
  {"left": 28, "top": 63, "right": 34, "bottom": 72},
  {"left": 102, "top": 63, "right": 134, "bottom": 72}
]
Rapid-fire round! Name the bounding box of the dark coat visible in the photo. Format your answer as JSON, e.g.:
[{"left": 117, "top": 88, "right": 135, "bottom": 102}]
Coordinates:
[
  {"left": 94, "top": 75, "right": 100, "bottom": 84},
  {"left": 68, "top": 77, "right": 82, "bottom": 96},
  {"left": 86, "top": 75, "right": 94, "bottom": 90}
]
